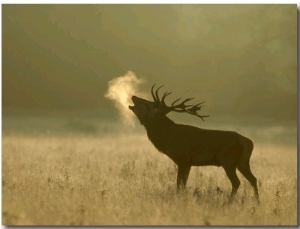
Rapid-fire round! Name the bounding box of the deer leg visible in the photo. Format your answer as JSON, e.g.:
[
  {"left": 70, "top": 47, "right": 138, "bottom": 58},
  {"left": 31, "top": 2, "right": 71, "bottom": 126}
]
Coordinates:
[
  {"left": 177, "top": 164, "right": 191, "bottom": 192},
  {"left": 223, "top": 166, "right": 240, "bottom": 201},
  {"left": 237, "top": 163, "right": 259, "bottom": 203}
]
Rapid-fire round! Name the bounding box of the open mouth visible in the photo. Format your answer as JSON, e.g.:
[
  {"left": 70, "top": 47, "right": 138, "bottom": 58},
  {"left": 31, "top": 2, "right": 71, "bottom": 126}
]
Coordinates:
[{"left": 129, "top": 96, "right": 135, "bottom": 110}]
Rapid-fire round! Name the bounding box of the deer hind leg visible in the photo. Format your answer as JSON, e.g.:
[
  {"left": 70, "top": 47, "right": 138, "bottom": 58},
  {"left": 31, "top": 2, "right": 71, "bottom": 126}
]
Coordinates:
[
  {"left": 223, "top": 166, "right": 240, "bottom": 201},
  {"left": 237, "top": 162, "right": 259, "bottom": 203},
  {"left": 237, "top": 138, "right": 259, "bottom": 203},
  {"left": 176, "top": 164, "right": 191, "bottom": 192}
]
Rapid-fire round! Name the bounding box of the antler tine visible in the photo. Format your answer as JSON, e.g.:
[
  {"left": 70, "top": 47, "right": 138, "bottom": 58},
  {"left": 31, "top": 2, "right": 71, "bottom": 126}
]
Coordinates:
[
  {"left": 151, "top": 84, "right": 157, "bottom": 102},
  {"left": 171, "top": 98, "right": 181, "bottom": 106},
  {"left": 181, "top": 98, "right": 194, "bottom": 106},
  {"left": 171, "top": 98, "right": 194, "bottom": 109},
  {"left": 196, "top": 114, "right": 210, "bottom": 121},
  {"left": 161, "top": 91, "right": 172, "bottom": 105},
  {"left": 188, "top": 102, "right": 205, "bottom": 112},
  {"left": 185, "top": 101, "right": 209, "bottom": 121},
  {"left": 155, "top": 85, "right": 164, "bottom": 103}
]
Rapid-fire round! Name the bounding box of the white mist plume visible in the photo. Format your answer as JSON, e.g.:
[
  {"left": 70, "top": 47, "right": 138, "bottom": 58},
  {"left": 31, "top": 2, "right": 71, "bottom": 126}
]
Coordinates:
[{"left": 105, "top": 71, "right": 143, "bottom": 127}]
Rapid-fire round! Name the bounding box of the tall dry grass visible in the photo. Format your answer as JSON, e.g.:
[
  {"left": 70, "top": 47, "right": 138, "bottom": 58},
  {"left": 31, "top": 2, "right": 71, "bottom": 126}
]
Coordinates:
[{"left": 2, "top": 126, "right": 297, "bottom": 226}]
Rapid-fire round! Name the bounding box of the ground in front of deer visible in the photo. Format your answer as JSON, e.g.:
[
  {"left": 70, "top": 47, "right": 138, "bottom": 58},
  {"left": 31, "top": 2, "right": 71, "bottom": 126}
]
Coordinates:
[{"left": 2, "top": 130, "right": 297, "bottom": 226}]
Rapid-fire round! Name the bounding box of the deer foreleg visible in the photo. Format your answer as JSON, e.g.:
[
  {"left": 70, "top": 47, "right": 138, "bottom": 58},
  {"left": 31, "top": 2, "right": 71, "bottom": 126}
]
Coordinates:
[
  {"left": 223, "top": 166, "right": 240, "bottom": 202},
  {"left": 176, "top": 164, "right": 191, "bottom": 191}
]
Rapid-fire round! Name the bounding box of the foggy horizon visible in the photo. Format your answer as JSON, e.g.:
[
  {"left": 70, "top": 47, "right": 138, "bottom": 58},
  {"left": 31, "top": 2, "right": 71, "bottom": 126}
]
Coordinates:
[{"left": 2, "top": 4, "right": 297, "bottom": 126}]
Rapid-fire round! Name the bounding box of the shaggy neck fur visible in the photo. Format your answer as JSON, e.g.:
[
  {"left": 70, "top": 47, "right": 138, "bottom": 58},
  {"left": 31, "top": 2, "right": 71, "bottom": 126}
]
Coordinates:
[{"left": 142, "top": 115, "right": 175, "bottom": 153}]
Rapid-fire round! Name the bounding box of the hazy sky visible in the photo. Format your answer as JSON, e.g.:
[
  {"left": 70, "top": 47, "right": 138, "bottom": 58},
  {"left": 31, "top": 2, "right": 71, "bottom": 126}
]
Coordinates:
[{"left": 2, "top": 4, "right": 297, "bottom": 125}]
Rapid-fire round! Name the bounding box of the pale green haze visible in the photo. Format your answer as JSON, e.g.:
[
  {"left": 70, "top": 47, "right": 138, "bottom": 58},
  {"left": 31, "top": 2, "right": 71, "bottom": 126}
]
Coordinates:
[{"left": 3, "top": 4, "right": 296, "bottom": 123}]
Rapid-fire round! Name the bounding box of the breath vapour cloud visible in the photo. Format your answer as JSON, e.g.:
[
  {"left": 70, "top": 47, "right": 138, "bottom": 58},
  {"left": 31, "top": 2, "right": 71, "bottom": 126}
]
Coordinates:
[{"left": 105, "top": 71, "right": 143, "bottom": 126}]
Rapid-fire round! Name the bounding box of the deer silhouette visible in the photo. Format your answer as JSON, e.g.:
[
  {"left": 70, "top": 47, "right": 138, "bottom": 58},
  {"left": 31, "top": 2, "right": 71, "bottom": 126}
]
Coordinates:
[{"left": 129, "top": 84, "right": 259, "bottom": 203}]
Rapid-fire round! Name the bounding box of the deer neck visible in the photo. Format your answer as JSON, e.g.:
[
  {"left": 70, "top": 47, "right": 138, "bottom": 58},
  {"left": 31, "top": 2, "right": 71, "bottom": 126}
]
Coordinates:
[{"left": 143, "top": 115, "right": 175, "bottom": 153}]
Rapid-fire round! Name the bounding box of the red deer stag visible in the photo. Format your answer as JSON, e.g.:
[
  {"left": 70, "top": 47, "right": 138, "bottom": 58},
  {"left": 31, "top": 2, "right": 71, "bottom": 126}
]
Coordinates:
[{"left": 129, "top": 84, "right": 259, "bottom": 202}]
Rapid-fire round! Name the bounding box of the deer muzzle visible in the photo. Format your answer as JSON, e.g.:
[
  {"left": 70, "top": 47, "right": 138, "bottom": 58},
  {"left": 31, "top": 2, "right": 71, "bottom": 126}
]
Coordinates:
[{"left": 129, "top": 96, "right": 137, "bottom": 110}]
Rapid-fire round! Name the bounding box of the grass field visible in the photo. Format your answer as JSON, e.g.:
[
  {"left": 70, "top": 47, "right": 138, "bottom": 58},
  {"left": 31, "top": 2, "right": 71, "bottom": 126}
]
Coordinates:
[{"left": 2, "top": 116, "right": 298, "bottom": 225}]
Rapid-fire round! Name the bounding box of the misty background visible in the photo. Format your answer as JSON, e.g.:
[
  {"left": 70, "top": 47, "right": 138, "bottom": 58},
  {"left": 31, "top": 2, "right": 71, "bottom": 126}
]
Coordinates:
[{"left": 2, "top": 4, "right": 297, "bottom": 144}]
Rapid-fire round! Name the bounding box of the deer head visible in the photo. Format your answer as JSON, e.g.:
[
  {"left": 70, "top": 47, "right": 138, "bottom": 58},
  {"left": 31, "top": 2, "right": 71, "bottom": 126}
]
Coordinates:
[{"left": 129, "top": 84, "right": 209, "bottom": 124}]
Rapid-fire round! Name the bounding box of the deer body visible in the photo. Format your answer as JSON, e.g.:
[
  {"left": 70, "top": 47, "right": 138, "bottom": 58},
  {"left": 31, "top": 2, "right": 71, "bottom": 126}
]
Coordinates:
[{"left": 129, "top": 86, "right": 259, "bottom": 203}]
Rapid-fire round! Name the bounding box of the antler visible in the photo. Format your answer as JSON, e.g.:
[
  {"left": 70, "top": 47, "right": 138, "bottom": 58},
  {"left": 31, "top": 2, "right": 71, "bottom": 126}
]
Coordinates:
[
  {"left": 151, "top": 84, "right": 172, "bottom": 106},
  {"left": 169, "top": 98, "right": 209, "bottom": 121},
  {"left": 151, "top": 84, "right": 209, "bottom": 121}
]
